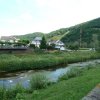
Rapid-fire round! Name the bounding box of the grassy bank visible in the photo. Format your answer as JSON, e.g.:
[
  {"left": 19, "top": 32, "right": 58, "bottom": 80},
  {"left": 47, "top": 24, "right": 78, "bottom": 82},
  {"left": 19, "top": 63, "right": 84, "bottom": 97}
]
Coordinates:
[
  {"left": 0, "top": 64, "right": 100, "bottom": 100},
  {"left": 0, "top": 51, "right": 100, "bottom": 72},
  {"left": 25, "top": 64, "right": 100, "bottom": 100}
]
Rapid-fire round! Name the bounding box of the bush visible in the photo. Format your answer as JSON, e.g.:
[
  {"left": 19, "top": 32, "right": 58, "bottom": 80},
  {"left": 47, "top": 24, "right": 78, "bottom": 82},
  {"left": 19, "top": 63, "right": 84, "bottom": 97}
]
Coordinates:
[
  {"left": 0, "top": 87, "right": 4, "bottom": 100},
  {"left": 30, "top": 74, "right": 48, "bottom": 90},
  {"left": 58, "top": 67, "right": 83, "bottom": 81},
  {"left": 16, "top": 93, "right": 25, "bottom": 100},
  {"left": 0, "top": 84, "right": 26, "bottom": 100},
  {"left": 5, "top": 84, "right": 25, "bottom": 99},
  {"left": 29, "top": 44, "right": 36, "bottom": 49},
  {"left": 96, "top": 47, "right": 100, "bottom": 52},
  {"left": 32, "top": 90, "right": 40, "bottom": 99}
]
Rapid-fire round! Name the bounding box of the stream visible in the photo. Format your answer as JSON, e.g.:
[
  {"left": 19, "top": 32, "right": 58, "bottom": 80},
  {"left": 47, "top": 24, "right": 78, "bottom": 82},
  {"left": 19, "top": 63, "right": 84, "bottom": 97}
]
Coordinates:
[{"left": 0, "top": 59, "right": 100, "bottom": 88}]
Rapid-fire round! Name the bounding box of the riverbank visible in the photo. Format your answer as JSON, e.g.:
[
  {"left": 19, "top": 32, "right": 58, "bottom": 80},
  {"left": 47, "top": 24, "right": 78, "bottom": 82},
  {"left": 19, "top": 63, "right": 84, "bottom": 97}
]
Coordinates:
[
  {"left": 25, "top": 64, "right": 100, "bottom": 100},
  {"left": 0, "top": 62, "right": 100, "bottom": 100},
  {"left": 0, "top": 51, "right": 100, "bottom": 72}
]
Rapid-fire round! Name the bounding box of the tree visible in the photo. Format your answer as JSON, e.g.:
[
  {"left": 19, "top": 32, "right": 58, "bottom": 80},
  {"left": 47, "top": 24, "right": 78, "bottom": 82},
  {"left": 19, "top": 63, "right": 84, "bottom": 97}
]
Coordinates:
[
  {"left": 40, "top": 36, "right": 47, "bottom": 49},
  {"left": 47, "top": 43, "right": 55, "bottom": 50},
  {"left": 68, "top": 42, "right": 79, "bottom": 50},
  {"left": 18, "top": 39, "right": 30, "bottom": 46},
  {"left": 0, "top": 41, "right": 4, "bottom": 47},
  {"left": 92, "top": 34, "right": 99, "bottom": 50},
  {"left": 29, "top": 44, "right": 36, "bottom": 49}
]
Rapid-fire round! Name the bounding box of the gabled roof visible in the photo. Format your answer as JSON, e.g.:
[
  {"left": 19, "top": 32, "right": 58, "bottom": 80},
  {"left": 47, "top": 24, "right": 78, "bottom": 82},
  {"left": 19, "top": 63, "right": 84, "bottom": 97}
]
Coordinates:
[
  {"left": 34, "top": 37, "right": 42, "bottom": 41},
  {"left": 48, "top": 40, "right": 64, "bottom": 45}
]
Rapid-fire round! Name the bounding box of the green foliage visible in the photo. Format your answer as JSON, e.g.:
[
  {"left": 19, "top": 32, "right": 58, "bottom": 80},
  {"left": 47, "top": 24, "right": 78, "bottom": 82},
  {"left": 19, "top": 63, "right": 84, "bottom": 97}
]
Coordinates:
[
  {"left": 5, "top": 84, "right": 25, "bottom": 99},
  {"left": 32, "top": 90, "right": 40, "bottom": 99},
  {"left": 0, "top": 84, "right": 26, "bottom": 100},
  {"left": 46, "top": 28, "right": 68, "bottom": 40},
  {"left": 68, "top": 44, "right": 79, "bottom": 50},
  {"left": 16, "top": 93, "right": 25, "bottom": 100},
  {"left": 25, "top": 64, "right": 100, "bottom": 100},
  {"left": 40, "top": 36, "right": 47, "bottom": 49},
  {"left": 15, "top": 18, "right": 100, "bottom": 47},
  {"left": 61, "top": 18, "right": 100, "bottom": 47},
  {"left": 0, "top": 51, "right": 99, "bottom": 72},
  {"left": 0, "top": 87, "right": 4, "bottom": 100},
  {"left": 17, "top": 39, "right": 30, "bottom": 46},
  {"left": 29, "top": 44, "right": 35, "bottom": 49},
  {"left": 58, "top": 67, "right": 83, "bottom": 81},
  {"left": 47, "top": 44, "right": 55, "bottom": 50},
  {"left": 16, "top": 32, "right": 44, "bottom": 41},
  {"left": 30, "top": 74, "right": 48, "bottom": 90}
]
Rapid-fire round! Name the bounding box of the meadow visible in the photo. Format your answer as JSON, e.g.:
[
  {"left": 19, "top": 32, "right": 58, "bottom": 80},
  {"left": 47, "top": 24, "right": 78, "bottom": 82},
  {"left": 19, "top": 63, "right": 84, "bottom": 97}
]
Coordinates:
[{"left": 0, "top": 51, "right": 100, "bottom": 72}]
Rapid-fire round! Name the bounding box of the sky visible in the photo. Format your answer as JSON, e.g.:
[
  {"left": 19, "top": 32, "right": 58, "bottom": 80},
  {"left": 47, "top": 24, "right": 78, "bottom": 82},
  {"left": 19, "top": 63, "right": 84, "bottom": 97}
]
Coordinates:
[{"left": 0, "top": 0, "right": 100, "bottom": 36}]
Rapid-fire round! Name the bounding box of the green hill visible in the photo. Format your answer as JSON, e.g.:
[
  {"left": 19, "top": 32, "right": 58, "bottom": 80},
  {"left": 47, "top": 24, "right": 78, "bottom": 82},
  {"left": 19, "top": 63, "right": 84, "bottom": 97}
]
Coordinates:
[
  {"left": 16, "top": 32, "right": 44, "bottom": 41},
  {"left": 61, "top": 18, "right": 100, "bottom": 46},
  {"left": 16, "top": 18, "right": 100, "bottom": 47},
  {"left": 46, "top": 18, "right": 100, "bottom": 46},
  {"left": 46, "top": 28, "right": 68, "bottom": 41}
]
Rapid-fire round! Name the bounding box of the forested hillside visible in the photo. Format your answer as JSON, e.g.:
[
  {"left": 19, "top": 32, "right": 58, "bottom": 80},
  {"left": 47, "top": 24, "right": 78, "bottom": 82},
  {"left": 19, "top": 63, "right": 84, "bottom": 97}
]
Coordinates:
[
  {"left": 16, "top": 18, "right": 100, "bottom": 47},
  {"left": 16, "top": 32, "right": 44, "bottom": 41},
  {"left": 61, "top": 18, "right": 100, "bottom": 46}
]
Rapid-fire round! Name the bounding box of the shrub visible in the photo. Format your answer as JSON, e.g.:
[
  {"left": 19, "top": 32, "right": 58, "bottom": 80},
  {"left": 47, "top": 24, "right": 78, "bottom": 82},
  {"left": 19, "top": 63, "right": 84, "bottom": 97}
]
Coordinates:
[
  {"left": 58, "top": 67, "right": 83, "bottom": 81},
  {"left": 16, "top": 93, "right": 25, "bottom": 100},
  {"left": 32, "top": 90, "right": 40, "bottom": 99},
  {"left": 30, "top": 74, "right": 48, "bottom": 90},
  {"left": 0, "top": 87, "right": 4, "bottom": 100},
  {"left": 5, "top": 84, "right": 25, "bottom": 99}
]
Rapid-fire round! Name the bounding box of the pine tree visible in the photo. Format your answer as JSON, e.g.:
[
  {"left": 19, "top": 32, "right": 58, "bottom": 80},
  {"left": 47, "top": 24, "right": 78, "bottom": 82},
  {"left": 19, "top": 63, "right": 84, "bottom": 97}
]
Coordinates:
[{"left": 40, "top": 36, "right": 47, "bottom": 49}]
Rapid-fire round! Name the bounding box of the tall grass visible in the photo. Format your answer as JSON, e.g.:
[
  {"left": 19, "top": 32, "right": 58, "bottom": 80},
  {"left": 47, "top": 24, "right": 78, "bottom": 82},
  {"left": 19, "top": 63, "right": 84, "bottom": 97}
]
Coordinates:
[
  {"left": 30, "top": 74, "right": 48, "bottom": 90},
  {"left": 25, "top": 64, "right": 100, "bottom": 100},
  {"left": 0, "top": 64, "right": 100, "bottom": 100},
  {"left": 0, "top": 51, "right": 99, "bottom": 72},
  {"left": 0, "top": 83, "right": 26, "bottom": 100},
  {"left": 58, "top": 67, "right": 83, "bottom": 81},
  {"left": 0, "top": 74, "right": 48, "bottom": 100},
  {"left": 58, "top": 64, "right": 96, "bottom": 81}
]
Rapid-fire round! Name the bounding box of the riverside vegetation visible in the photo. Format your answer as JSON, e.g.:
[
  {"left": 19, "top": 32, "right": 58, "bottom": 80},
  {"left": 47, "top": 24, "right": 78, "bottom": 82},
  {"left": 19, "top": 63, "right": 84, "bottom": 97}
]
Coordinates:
[
  {"left": 25, "top": 64, "right": 100, "bottom": 100},
  {"left": 0, "top": 63, "right": 100, "bottom": 100},
  {"left": 0, "top": 51, "right": 100, "bottom": 100},
  {"left": 0, "top": 51, "right": 100, "bottom": 72}
]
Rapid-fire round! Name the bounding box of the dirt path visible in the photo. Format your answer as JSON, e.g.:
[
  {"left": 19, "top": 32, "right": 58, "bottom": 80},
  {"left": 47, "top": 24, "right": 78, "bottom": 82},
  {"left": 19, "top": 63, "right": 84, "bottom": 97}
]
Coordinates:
[{"left": 82, "top": 84, "right": 100, "bottom": 100}]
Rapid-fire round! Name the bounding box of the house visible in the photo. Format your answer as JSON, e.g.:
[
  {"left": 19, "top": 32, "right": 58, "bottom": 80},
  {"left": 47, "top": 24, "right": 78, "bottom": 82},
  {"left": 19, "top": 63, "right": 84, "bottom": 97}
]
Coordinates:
[
  {"left": 55, "top": 40, "right": 65, "bottom": 50},
  {"left": 0, "top": 36, "right": 20, "bottom": 48},
  {"left": 0, "top": 36, "right": 19, "bottom": 43},
  {"left": 48, "top": 40, "right": 65, "bottom": 50},
  {"left": 31, "top": 37, "right": 42, "bottom": 47}
]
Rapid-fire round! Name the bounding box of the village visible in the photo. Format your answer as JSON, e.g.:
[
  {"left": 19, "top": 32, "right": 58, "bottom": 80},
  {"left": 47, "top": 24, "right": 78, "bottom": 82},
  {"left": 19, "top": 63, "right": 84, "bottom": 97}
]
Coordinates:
[{"left": 0, "top": 36, "right": 66, "bottom": 51}]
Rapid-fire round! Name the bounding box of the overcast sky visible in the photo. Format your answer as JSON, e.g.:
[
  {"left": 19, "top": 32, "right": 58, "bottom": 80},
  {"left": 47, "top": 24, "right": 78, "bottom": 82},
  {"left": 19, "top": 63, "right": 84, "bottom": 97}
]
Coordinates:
[{"left": 0, "top": 0, "right": 100, "bottom": 36}]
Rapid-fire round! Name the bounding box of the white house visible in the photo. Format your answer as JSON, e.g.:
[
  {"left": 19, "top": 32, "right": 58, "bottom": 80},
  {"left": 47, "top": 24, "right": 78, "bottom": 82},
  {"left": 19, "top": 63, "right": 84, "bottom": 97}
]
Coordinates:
[
  {"left": 0, "top": 36, "right": 19, "bottom": 43},
  {"left": 31, "top": 37, "right": 42, "bottom": 47},
  {"left": 48, "top": 40, "right": 65, "bottom": 50},
  {"left": 55, "top": 40, "right": 65, "bottom": 50}
]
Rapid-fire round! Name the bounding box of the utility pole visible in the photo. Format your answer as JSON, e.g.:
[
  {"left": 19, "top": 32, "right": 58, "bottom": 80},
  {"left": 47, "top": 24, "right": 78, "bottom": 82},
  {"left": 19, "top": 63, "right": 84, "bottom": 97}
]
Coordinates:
[{"left": 79, "top": 28, "right": 82, "bottom": 48}]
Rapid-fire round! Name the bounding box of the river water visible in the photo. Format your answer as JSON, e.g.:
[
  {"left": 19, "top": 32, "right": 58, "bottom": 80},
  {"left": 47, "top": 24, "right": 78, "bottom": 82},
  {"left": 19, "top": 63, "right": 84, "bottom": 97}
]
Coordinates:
[{"left": 0, "top": 59, "right": 100, "bottom": 88}]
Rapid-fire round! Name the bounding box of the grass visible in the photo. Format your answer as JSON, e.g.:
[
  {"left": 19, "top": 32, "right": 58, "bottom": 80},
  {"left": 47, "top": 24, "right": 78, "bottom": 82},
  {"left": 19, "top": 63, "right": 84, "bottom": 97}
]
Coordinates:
[
  {"left": 0, "top": 83, "right": 26, "bottom": 100},
  {"left": 0, "top": 64, "right": 100, "bottom": 100},
  {"left": 58, "top": 67, "right": 83, "bottom": 81},
  {"left": 0, "top": 51, "right": 100, "bottom": 72},
  {"left": 30, "top": 74, "right": 48, "bottom": 90},
  {"left": 24, "top": 64, "right": 100, "bottom": 100}
]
